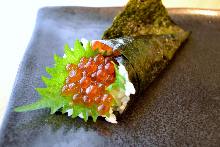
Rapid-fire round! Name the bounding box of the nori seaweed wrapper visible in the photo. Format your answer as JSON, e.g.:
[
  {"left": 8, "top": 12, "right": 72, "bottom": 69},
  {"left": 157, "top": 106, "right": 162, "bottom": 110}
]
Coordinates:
[
  {"left": 102, "top": 0, "right": 190, "bottom": 96},
  {"left": 102, "top": 0, "right": 188, "bottom": 39},
  {"left": 101, "top": 32, "right": 189, "bottom": 96}
]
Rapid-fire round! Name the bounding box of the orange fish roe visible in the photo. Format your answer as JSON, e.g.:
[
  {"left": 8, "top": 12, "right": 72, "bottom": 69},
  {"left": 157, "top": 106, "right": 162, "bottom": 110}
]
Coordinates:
[
  {"left": 92, "top": 41, "right": 113, "bottom": 56},
  {"left": 62, "top": 54, "right": 115, "bottom": 115}
]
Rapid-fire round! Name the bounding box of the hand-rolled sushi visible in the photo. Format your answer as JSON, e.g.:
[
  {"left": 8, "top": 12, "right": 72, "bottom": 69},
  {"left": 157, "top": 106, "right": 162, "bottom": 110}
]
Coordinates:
[
  {"left": 15, "top": 32, "right": 188, "bottom": 123},
  {"left": 14, "top": 0, "right": 190, "bottom": 123},
  {"left": 14, "top": 39, "right": 135, "bottom": 123}
]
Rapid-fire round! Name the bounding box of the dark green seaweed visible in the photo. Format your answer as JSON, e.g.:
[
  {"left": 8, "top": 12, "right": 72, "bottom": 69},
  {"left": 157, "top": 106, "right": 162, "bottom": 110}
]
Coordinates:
[
  {"left": 105, "top": 32, "right": 189, "bottom": 94},
  {"left": 102, "top": 0, "right": 188, "bottom": 39},
  {"left": 102, "top": 0, "right": 189, "bottom": 95}
]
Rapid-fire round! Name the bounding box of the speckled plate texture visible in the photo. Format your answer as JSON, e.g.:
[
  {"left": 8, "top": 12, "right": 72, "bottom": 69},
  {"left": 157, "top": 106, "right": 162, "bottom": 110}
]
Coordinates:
[{"left": 0, "top": 7, "right": 220, "bottom": 147}]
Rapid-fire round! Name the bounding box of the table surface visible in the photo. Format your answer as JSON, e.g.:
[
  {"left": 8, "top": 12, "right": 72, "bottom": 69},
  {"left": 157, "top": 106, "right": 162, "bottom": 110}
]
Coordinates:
[{"left": 0, "top": 0, "right": 220, "bottom": 132}]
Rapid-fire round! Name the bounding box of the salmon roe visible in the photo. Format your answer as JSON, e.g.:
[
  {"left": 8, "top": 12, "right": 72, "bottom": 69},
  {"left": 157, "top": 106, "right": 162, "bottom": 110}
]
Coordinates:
[
  {"left": 61, "top": 54, "right": 115, "bottom": 115},
  {"left": 92, "top": 41, "right": 113, "bottom": 56}
]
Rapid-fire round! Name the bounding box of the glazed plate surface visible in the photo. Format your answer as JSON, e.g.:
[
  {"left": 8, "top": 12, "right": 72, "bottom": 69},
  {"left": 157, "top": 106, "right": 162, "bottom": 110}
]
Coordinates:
[{"left": 0, "top": 7, "right": 219, "bottom": 146}]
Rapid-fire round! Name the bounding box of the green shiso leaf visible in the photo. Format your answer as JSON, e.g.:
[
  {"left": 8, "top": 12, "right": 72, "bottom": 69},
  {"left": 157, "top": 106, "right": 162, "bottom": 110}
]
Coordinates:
[
  {"left": 14, "top": 40, "right": 99, "bottom": 122},
  {"left": 106, "top": 62, "right": 126, "bottom": 107},
  {"left": 106, "top": 63, "right": 125, "bottom": 92},
  {"left": 85, "top": 41, "right": 98, "bottom": 58},
  {"left": 14, "top": 39, "right": 125, "bottom": 122}
]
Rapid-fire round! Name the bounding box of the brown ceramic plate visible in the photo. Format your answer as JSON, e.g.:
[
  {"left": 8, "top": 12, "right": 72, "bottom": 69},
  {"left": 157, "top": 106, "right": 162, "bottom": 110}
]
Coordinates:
[{"left": 0, "top": 7, "right": 219, "bottom": 147}]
